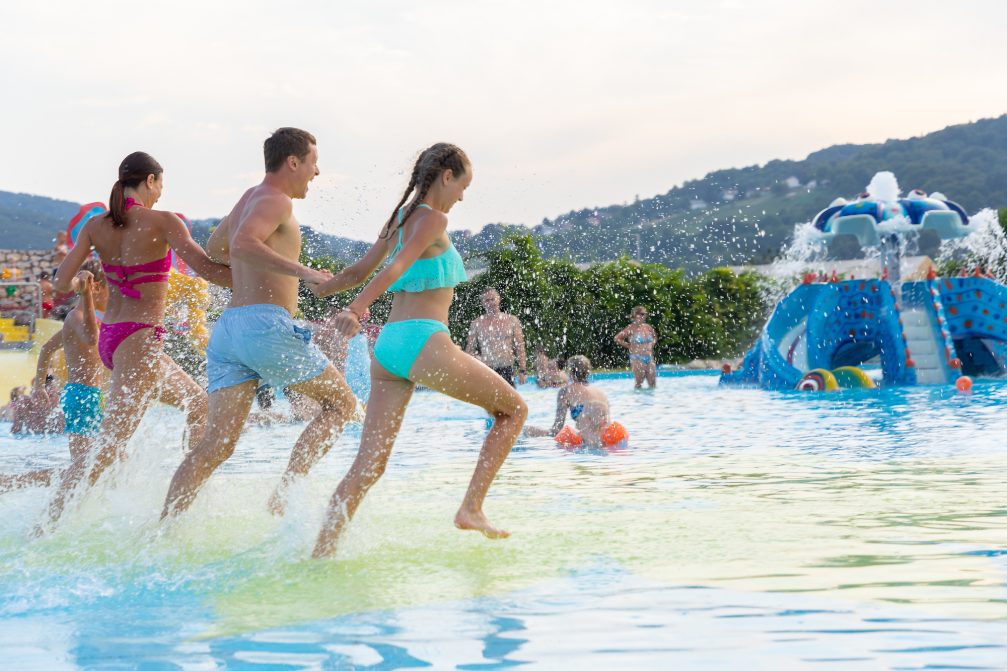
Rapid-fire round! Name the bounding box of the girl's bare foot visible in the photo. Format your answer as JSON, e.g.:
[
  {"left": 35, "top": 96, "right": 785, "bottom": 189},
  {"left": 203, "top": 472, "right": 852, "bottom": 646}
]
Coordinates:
[{"left": 454, "top": 507, "right": 510, "bottom": 539}]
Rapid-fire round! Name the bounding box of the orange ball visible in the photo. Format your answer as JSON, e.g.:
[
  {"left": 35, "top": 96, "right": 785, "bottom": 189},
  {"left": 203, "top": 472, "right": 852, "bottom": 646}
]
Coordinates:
[{"left": 956, "top": 376, "right": 973, "bottom": 392}]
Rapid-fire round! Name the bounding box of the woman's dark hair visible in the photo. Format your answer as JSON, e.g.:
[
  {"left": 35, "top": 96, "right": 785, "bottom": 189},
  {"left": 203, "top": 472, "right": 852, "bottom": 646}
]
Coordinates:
[
  {"left": 107, "top": 152, "right": 163, "bottom": 228},
  {"left": 381, "top": 143, "right": 469, "bottom": 239},
  {"left": 567, "top": 355, "right": 592, "bottom": 384}
]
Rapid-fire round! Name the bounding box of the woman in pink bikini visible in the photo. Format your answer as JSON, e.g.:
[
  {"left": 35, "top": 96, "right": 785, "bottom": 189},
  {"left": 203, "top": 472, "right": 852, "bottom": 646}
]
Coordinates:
[{"left": 49, "top": 151, "right": 231, "bottom": 523}]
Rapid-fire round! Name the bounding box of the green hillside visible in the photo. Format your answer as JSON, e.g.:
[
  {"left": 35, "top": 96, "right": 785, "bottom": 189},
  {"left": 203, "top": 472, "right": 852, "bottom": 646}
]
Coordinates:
[
  {"left": 525, "top": 114, "right": 1007, "bottom": 271},
  {"left": 0, "top": 191, "right": 80, "bottom": 249},
  {"left": 3, "top": 113, "right": 1006, "bottom": 269}
]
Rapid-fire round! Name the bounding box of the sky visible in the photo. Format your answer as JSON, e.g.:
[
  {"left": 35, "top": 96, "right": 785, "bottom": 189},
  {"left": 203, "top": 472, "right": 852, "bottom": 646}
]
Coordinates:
[{"left": 2, "top": 0, "right": 1007, "bottom": 242}]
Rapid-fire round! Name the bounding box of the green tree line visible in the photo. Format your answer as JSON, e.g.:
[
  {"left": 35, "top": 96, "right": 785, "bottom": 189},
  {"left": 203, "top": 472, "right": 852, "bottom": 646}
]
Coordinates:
[{"left": 300, "top": 234, "right": 767, "bottom": 368}]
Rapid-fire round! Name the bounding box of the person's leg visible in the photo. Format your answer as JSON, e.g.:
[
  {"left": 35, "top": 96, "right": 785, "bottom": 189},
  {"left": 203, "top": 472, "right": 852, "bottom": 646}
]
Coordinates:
[
  {"left": 160, "top": 380, "right": 257, "bottom": 518},
  {"left": 156, "top": 353, "right": 209, "bottom": 451},
  {"left": 408, "top": 332, "right": 528, "bottom": 538},
  {"left": 0, "top": 469, "right": 54, "bottom": 492},
  {"left": 646, "top": 358, "right": 657, "bottom": 388},
  {"left": 268, "top": 365, "right": 356, "bottom": 515},
  {"left": 313, "top": 361, "right": 414, "bottom": 557},
  {"left": 86, "top": 330, "right": 165, "bottom": 486},
  {"left": 630, "top": 357, "right": 644, "bottom": 389}
]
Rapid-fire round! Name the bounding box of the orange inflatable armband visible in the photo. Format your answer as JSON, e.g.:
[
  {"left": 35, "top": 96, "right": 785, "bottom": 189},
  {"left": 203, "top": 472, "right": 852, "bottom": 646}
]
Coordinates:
[
  {"left": 554, "top": 425, "right": 583, "bottom": 446},
  {"left": 602, "top": 421, "right": 629, "bottom": 446}
]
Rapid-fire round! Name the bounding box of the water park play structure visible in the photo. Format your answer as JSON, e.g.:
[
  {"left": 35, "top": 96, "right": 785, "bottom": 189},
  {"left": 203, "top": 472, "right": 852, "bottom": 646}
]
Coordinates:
[{"left": 721, "top": 174, "right": 1007, "bottom": 390}]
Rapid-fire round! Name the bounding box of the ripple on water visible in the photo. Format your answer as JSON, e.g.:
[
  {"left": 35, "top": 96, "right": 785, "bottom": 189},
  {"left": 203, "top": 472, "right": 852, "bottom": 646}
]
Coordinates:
[{"left": 1, "top": 372, "right": 1006, "bottom": 668}]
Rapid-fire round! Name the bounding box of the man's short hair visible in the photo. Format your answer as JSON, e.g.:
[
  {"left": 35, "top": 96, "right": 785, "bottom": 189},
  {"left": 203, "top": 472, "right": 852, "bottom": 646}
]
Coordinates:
[{"left": 264, "top": 127, "right": 317, "bottom": 173}]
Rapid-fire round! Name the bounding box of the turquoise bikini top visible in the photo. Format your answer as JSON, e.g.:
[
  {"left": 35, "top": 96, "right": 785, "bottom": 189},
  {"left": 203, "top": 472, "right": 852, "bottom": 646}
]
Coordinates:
[{"left": 387, "top": 203, "right": 468, "bottom": 293}]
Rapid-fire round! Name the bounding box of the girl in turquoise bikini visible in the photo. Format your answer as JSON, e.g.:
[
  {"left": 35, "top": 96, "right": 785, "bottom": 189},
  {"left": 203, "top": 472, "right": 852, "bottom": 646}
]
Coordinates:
[{"left": 309, "top": 143, "right": 528, "bottom": 557}]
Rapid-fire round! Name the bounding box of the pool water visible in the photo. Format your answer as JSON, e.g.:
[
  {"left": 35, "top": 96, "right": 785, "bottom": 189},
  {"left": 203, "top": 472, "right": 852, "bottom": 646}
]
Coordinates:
[{"left": 1, "top": 372, "right": 1006, "bottom": 669}]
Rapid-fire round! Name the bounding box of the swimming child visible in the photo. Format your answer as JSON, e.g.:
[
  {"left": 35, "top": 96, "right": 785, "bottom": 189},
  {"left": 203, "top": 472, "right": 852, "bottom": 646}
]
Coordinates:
[
  {"left": 524, "top": 355, "right": 628, "bottom": 448},
  {"left": 308, "top": 143, "right": 528, "bottom": 558},
  {"left": 614, "top": 305, "right": 657, "bottom": 389}
]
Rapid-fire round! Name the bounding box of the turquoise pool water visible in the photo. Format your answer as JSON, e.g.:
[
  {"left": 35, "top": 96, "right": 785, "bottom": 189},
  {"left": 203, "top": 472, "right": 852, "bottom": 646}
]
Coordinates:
[{"left": 1, "top": 372, "right": 1006, "bottom": 669}]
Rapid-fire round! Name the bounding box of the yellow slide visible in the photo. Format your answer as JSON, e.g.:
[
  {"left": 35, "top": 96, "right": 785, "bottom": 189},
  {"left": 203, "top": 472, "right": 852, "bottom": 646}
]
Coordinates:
[{"left": 0, "top": 318, "right": 64, "bottom": 401}]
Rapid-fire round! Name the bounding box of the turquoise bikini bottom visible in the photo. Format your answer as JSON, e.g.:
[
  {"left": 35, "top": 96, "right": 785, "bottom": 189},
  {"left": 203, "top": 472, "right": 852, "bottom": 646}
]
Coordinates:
[{"left": 373, "top": 319, "right": 450, "bottom": 379}]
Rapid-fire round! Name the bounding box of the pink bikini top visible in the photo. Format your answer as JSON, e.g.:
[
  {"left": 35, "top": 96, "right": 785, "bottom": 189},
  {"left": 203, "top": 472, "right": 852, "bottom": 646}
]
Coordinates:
[{"left": 101, "top": 197, "right": 173, "bottom": 299}]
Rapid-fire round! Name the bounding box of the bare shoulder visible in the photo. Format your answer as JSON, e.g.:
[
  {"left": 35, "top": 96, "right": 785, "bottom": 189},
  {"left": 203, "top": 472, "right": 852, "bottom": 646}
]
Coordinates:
[
  {"left": 251, "top": 189, "right": 293, "bottom": 216},
  {"left": 415, "top": 207, "right": 448, "bottom": 231},
  {"left": 62, "top": 307, "right": 83, "bottom": 332}
]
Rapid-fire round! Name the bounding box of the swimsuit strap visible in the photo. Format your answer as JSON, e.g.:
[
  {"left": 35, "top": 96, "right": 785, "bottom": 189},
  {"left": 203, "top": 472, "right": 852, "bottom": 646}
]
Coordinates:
[
  {"left": 393, "top": 203, "right": 434, "bottom": 254},
  {"left": 102, "top": 253, "right": 173, "bottom": 276},
  {"left": 102, "top": 252, "right": 173, "bottom": 299}
]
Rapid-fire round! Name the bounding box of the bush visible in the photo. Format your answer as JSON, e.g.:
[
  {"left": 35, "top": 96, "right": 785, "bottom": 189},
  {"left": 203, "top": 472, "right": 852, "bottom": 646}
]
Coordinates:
[{"left": 303, "top": 234, "right": 768, "bottom": 367}]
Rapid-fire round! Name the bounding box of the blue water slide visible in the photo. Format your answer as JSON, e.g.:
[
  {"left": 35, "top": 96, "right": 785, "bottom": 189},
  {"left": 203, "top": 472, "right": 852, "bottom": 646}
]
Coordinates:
[
  {"left": 806, "top": 279, "right": 913, "bottom": 385},
  {"left": 938, "top": 277, "right": 1007, "bottom": 376},
  {"left": 722, "top": 279, "right": 915, "bottom": 389},
  {"left": 721, "top": 283, "right": 832, "bottom": 389},
  {"left": 897, "top": 281, "right": 957, "bottom": 385}
]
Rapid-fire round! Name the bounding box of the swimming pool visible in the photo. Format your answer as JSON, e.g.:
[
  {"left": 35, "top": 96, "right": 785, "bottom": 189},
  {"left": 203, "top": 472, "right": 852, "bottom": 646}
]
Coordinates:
[{"left": 1, "top": 372, "right": 1006, "bottom": 669}]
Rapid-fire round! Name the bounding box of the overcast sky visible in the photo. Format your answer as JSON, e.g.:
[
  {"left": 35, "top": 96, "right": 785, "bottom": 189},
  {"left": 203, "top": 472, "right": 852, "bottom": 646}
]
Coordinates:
[{"left": 2, "top": 1, "right": 1006, "bottom": 241}]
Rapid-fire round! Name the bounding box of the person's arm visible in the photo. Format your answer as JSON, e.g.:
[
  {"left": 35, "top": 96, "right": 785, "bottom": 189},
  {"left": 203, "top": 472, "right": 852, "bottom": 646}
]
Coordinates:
[
  {"left": 512, "top": 317, "right": 527, "bottom": 383},
  {"left": 229, "top": 195, "right": 330, "bottom": 283},
  {"left": 33, "top": 331, "right": 63, "bottom": 392},
  {"left": 614, "top": 325, "right": 632, "bottom": 350},
  {"left": 524, "top": 388, "right": 569, "bottom": 437},
  {"left": 465, "top": 320, "right": 480, "bottom": 356},
  {"left": 53, "top": 220, "right": 96, "bottom": 293},
  {"left": 158, "top": 212, "right": 233, "bottom": 288},
  {"left": 327, "top": 210, "right": 449, "bottom": 337},
  {"left": 206, "top": 216, "right": 230, "bottom": 264},
  {"left": 312, "top": 236, "right": 393, "bottom": 297},
  {"left": 70, "top": 271, "right": 100, "bottom": 347}
]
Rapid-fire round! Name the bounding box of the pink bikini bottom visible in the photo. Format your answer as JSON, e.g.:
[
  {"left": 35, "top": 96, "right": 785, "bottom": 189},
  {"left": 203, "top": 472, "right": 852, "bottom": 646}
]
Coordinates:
[{"left": 98, "top": 321, "right": 167, "bottom": 370}]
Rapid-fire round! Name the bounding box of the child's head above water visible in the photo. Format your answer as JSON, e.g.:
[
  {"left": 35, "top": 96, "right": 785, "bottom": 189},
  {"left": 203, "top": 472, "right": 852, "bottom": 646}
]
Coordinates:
[{"left": 567, "top": 355, "right": 592, "bottom": 384}]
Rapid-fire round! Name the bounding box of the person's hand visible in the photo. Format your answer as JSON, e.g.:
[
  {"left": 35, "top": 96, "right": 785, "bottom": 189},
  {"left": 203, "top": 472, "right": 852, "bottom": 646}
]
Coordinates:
[
  {"left": 301, "top": 267, "right": 333, "bottom": 285},
  {"left": 302, "top": 268, "right": 334, "bottom": 296},
  {"left": 331, "top": 309, "right": 362, "bottom": 338},
  {"left": 72, "top": 270, "right": 94, "bottom": 294}
]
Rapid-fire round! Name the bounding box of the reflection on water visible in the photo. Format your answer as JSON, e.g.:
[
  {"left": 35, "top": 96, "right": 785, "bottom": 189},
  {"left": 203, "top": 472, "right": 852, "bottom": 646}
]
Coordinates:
[{"left": 1, "top": 373, "right": 1006, "bottom": 668}]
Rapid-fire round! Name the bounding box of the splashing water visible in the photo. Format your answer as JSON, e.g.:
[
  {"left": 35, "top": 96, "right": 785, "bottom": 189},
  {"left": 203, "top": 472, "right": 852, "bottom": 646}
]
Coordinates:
[
  {"left": 866, "top": 170, "right": 901, "bottom": 201},
  {"left": 937, "top": 208, "right": 1007, "bottom": 280}
]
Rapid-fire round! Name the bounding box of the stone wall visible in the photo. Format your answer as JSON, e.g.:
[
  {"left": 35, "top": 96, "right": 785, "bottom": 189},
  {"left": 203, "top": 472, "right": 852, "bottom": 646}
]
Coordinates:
[{"left": 1, "top": 249, "right": 58, "bottom": 313}]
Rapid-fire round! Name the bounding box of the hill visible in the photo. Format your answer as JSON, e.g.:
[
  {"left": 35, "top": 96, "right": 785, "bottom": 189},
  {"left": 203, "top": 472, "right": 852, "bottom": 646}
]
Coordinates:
[
  {"left": 524, "top": 114, "right": 1007, "bottom": 271},
  {"left": 4, "top": 114, "right": 1007, "bottom": 270}
]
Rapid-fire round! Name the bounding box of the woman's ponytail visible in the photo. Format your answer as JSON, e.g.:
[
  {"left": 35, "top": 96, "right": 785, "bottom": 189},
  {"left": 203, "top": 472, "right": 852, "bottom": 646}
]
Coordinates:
[
  {"left": 108, "top": 180, "right": 127, "bottom": 228},
  {"left": 104, "top": 151, "right": 163, "bottom": 228}
]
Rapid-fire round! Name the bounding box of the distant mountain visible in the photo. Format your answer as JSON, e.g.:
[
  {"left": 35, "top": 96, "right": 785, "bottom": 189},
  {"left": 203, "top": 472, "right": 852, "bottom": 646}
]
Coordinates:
[
  {"left": 4, "top": 114, "right": 1007, "bottom": 270},
  {"left": 0, "top": 191, "right": 80, "bottom": 249},
  {"left": 521, "top": 114, "right": 1007, "bottom": 271}
]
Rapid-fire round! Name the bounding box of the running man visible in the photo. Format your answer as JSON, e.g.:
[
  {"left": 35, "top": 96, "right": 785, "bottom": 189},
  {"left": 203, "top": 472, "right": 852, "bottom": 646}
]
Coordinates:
[
  {"left": 465, "top": 288, "right": 527, "bottom": 386},
  {"left": 162, "top": 128, "right": 356, "bottom": 519}
]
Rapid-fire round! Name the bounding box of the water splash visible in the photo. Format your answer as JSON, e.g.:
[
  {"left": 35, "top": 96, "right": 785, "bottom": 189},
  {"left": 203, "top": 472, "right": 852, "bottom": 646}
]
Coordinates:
[
  {"left": 866, "top": 171, "right": 901, "bottom": 201},
  {"left": 936, "top": 208, "right": 1007, "bottom": 279}
]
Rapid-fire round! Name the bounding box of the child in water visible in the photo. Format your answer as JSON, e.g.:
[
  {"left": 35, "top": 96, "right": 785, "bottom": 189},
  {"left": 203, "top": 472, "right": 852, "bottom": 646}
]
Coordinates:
[
  {"left": 525, "top": 355, "right": 628, "bottom": 448},
  {"left": 37, "top": 263, "right": 109, "bottom": 521},
  {"left": 2, "top": 261, "right": 109, "bottom": 496}
]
